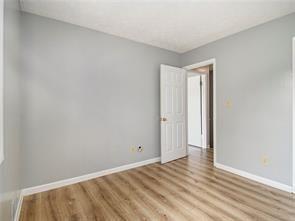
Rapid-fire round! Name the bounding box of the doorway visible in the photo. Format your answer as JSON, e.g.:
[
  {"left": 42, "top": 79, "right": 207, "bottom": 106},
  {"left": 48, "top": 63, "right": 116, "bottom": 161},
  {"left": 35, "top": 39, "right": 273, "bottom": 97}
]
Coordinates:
[
  {"left": 183, "top": 59, "right": 216, "bottom": 165},
  {"left": 187, "top": 71, "right": 206, "bottom": 149}
]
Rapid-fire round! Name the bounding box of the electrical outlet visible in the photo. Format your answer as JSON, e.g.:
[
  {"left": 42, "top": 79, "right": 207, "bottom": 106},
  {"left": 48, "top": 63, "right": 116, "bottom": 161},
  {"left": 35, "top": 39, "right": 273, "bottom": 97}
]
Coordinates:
[
  {"left": 130, "top": 146, "right": 144, "bottom": 153},
  {"left": 261, "top": 155, "right": 269, "bottom": 166}
]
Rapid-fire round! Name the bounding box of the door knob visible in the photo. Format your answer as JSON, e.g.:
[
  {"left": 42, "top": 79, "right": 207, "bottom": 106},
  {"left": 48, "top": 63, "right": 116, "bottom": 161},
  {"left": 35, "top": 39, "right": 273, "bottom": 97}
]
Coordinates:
[{"left": 160, "top": 117, "right": 167, "bottom": 122}]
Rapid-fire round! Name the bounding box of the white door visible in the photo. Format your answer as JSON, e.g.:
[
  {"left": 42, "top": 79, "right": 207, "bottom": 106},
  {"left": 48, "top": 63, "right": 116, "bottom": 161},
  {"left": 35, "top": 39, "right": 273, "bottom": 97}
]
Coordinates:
[
  {"left": 188, "top": 75, "right": 202, "bottom": 147},
  {"left": 160, "top": 65, "right": 187, "bottom": 164}
]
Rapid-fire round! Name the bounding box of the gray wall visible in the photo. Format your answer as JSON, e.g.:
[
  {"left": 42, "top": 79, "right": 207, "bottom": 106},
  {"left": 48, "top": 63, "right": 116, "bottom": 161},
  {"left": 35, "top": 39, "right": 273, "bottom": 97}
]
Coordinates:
[
  {"left": 20, "top": 11, "right": 295, "bottom": 189},
  {"left": 181, "top": 13, "right": 295, "bottom": 186},
  {"left": 20, "top": 12, "right": 180, "bottom": 188},
  {"left": 0, "top": 0, "right": 21, "bottom": 220}
]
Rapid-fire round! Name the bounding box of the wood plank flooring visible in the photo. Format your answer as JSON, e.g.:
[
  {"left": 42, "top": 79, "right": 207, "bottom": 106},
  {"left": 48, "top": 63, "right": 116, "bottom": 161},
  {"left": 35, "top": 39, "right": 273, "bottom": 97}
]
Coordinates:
[{"left": 20, "top": 148, "right": 295, "bottom": 221}]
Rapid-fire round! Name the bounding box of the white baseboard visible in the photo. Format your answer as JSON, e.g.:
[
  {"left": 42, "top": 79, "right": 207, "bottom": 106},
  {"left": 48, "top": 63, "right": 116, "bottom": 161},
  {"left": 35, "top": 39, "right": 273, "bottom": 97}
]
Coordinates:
[
  {"left": 22, "top": 157, "right": 160, "bottom": 196},
  {"left": 215, "top": 163, "right": 292, "bottom": 192},
  {"left": 17, "top": 157, "right": 291, "bottom": 221},
  {"left": 13, "top": 194, "right": 23, "bottom": 221}
]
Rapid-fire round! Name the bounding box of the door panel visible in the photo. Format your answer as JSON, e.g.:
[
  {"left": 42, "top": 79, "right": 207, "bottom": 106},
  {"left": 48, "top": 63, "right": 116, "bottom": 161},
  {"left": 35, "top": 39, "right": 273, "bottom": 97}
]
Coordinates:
[{"left": 161, "top": 65, "right": 187, "bottom": 164}]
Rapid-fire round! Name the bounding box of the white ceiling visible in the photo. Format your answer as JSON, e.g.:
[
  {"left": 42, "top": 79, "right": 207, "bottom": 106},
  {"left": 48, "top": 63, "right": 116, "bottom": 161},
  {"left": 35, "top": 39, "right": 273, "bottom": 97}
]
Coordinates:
[{"left": 20, "top": 0, "right": 295, "bottom": 53}]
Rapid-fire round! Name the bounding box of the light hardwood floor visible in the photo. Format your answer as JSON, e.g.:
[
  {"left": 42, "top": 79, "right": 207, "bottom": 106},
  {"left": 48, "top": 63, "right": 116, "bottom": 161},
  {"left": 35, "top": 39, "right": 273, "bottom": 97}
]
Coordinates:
[{"left": 20, "top": 148, "right": 295, "bottom": 221}]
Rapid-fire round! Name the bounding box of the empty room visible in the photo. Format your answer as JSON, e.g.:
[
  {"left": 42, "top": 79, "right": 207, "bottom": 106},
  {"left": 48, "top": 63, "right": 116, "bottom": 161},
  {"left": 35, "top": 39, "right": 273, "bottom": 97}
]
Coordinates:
[{"left": 1, "top": 0, "right": 295, "bottom": 220}]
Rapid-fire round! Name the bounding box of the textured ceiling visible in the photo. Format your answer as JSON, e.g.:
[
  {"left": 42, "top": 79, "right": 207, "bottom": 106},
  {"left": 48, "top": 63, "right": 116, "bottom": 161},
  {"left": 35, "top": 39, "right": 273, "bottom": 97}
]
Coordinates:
[{"left": 20, "top": 0, "right": 295, "bottom": 53}]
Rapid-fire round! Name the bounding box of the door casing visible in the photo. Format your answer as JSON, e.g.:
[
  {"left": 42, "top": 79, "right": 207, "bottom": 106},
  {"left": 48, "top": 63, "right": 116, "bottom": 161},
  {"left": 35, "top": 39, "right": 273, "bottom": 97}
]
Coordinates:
[{"left": 183, "top": 58, "right": 217, "bottom": 167}]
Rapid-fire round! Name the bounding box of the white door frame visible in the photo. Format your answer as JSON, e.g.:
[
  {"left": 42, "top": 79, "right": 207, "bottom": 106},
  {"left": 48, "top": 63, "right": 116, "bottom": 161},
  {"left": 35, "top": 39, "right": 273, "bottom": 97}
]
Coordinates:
[
  {"left": 0, "top": 0, "right": 4, "bottom": 166},
  {"left": 187, "top": 71, "right": 207, "bottom": 149},
  {"left": 183, "top": 58, "right": 217, "bottom": 166},
  {"left": 293, "top": 37, "right": 295, "bottom": 193}
]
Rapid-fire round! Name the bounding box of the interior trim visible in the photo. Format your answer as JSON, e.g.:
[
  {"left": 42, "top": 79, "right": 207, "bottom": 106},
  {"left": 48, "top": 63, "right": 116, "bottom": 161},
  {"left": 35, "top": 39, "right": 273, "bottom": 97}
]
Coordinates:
[
  {"left": 215, "top": 162, "right": 292, "bottom": 192},
  {"left": 21, "top": 157, "right": 160, "bottom": 196}
]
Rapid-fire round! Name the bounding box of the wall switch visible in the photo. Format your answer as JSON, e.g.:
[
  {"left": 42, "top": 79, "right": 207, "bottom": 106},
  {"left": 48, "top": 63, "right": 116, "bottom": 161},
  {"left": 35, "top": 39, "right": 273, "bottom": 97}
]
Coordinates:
[
  {"left": 225, "top": 100, "right": 232, "bottom": 109},
  {"left": 261, "top": 155, "right": 269, "bottom": 166}
]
